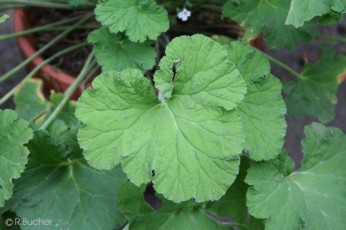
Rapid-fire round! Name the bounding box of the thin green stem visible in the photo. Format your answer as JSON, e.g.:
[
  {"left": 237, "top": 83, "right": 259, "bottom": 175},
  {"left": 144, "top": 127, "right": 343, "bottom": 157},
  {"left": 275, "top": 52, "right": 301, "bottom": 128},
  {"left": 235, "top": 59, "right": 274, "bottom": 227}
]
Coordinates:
[
  {"left": 259, "top": 51, "right": 305, "bottom": 80},
  {"left": 316, "top": 34, "right": 346, "bottom": 44},
  {"left": 0, "top": 0, "right": 94, "bottom": 9},
  {"left": 0, "top": 42, "right": 88, "bottom": 106},
  {"left": 0, "top": 14, "right": 85, "bottom": 41},
  {"left": 1, "top": 2, "right": 72, "bottom": 9},
  {"left": 44, "top": 25, "right": 98, "bottom": 30},
  {"left": 0, "top": 13, "right": 92, "bottom": 84},
  {"left": 39, "top": 53, "right": 96, "bottom": 130}
]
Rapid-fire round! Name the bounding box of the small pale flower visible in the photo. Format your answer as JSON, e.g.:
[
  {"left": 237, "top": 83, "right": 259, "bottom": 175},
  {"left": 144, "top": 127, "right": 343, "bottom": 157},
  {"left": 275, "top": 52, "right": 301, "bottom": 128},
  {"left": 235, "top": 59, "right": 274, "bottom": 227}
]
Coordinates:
[{"left": 177, "top": 8, "right": 191, "bottom": 22}]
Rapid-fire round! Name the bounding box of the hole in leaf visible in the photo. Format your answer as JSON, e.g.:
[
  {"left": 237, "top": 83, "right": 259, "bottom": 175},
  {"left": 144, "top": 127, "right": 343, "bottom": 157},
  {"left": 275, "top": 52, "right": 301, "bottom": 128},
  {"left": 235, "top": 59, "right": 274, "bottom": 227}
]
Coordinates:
[
  {"left": 144, "top": 183, "right": 162, "bottom": 211},
  {"left": 171, "top": 60, "right": 181, "bottom": 83}
]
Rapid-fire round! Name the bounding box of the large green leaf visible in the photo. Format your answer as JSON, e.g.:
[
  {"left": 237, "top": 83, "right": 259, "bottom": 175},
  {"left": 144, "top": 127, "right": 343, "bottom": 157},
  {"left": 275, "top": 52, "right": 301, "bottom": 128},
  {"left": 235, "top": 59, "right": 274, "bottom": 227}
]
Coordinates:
[
  {"left": 76, "top": 35, "right": 247, "bottom": 202},
  {"left": 95, "top": 0, "right": 169, "bottom": 42},
  {"left": 0, "top": 110, "right": 32, "bottom": 208},
  {"left": 246, "top": 123, "right": 346, "bottom": 230},
  {"left": 10, "top": 92, "right": 127, "bottom": 229},
  {"left": 286, "top": 0, "right": 346, "bottom": 27},
  {"left": 223, "top": 0, "right": 314, "bottom": 49},
  {"left": 14, "top": 79, "right": 49, "bottom": 123},
  {"left": 88, "top": 27, "right": 156, "bottom": 72},
  {"left": 6, "top": 129, "right": 127, "bottom": 230},
  {"left": 118, "top": 182, "right": 229, "bottom": 229},
  {"left": 226, "top": 42, "right": 286, "bottom": 161},
  {"left": 283, "top": 45, "right": 346, "bottom": 123}
]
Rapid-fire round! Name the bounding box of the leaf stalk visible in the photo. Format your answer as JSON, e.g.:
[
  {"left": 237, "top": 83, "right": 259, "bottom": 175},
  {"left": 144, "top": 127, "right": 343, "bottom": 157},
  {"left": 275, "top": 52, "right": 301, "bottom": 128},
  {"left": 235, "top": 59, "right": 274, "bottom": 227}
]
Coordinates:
[
  {"left": 39, "top": 53, "right": 96, "bottom": 130},
  {"left": 259, "top": 51, "right": 305, "bottom": 80},
  {"left": 0, "top": 42, "right": 88, "bottom": 105},
  {"left": 0, "top": 14, "right": 86, "bottom": 41},
  {"left": 316, "top": 34, "right": 346, "bottom": 44},
  {"left": 0, "top": 13, "right": 93, "bottom": 84}
]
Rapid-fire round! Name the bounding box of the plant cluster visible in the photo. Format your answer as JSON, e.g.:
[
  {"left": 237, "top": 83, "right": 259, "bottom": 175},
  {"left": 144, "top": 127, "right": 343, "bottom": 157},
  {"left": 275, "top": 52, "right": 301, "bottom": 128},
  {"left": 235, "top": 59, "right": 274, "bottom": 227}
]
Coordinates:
[{"left": 0, "top": 0, "right": 346, "bottom": 229}]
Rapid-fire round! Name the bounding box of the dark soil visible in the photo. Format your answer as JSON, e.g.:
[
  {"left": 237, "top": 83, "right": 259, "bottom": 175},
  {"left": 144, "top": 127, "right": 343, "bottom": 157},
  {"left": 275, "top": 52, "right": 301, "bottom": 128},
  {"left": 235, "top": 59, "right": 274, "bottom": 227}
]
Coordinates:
[
  {"left": 28, "top": 8, "right": 99, "bottom": 77},
  {"left": 170, "top": 10, "right": 243, "bottom": 38}
]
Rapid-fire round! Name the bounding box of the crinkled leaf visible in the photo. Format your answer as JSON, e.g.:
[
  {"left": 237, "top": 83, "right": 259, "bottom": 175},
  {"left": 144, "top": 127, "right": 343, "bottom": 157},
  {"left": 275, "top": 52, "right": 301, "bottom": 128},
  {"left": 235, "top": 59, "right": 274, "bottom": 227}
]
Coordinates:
[
  {"left": 77, "top": 67, "right": 244, "bottom": 202},
  {"left": 207, "top": 157, "right": 265, "bottom": 230},
  {"left": 6, "top": 130, "right": 127, "bottom": 230},
  {"left": 77, "top": 35, "right": 246, "bottom": 202},
  {"left": 225, "top": 41, "right": 270, "bottom": 83},
  {"left": 0, "top": 14, "right": 9, "bottom": 23},
  {"left": 95, "top": 0, "right": 169, "bottom": 42},
  {"left": 226, "top": 42, "right": 286, "bottom": 160},
  {"left": 237, "top": 76, "right": 286, "bottom": 161},
  {"left": 283, "top": 45, "right": 346, "bottom": 123},
  {"left": 155, "top": 35, "right": 247, "bottom": 110},
  {"left": 0, "top": 110, "right": 32, "bottom": 207},
  {"left": 246, "top": 123, "right": 346, "bottom": 230},
  {"left": 14, "top": 79, "right": 49, "bottom": 123},
  {"left": 223, "top": 0, "right": 315, "bottom": 49},
  {"left": 286, "top": 0, "right": 346, "bottom": 27},
  {"left": 118, "top": 182, "right": 230, "bottom": 229},
  {"left": 88, "top": 27, "right": 156, "bottom": 72}
]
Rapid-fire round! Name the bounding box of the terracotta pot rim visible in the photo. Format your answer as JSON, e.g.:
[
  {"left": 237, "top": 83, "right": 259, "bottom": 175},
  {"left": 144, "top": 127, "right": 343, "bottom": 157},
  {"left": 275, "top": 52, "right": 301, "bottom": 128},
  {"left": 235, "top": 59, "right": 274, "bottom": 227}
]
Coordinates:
[{"left": 13, "top": 8, "right": 76, "bottom": 89}]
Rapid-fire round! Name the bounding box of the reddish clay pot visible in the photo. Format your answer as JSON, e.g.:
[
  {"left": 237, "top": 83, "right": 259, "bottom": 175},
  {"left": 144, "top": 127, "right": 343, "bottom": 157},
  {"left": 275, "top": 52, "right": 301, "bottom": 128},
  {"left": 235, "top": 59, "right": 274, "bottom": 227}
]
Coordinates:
[{"left": 13, "top": 9, "right": 83, "bottom": 99}]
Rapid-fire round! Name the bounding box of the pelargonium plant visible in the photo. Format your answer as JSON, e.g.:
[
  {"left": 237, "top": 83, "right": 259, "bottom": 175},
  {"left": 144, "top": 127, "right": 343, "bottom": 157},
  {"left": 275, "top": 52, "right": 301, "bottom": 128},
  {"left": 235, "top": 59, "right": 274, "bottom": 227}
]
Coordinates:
[{"left": 0, "top": 0, "right": 345, "bottom": 229}]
